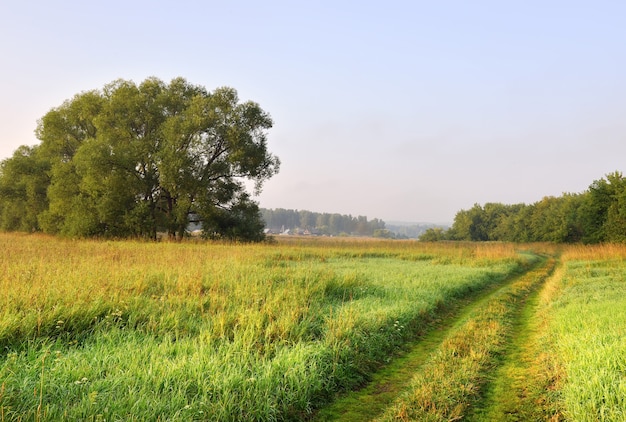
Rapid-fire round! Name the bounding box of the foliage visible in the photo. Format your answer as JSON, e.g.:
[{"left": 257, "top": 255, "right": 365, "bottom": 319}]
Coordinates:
[
  {"left": 445, "top": 171, "right": 626, "bottom": 244},
  {"left": 372, "top": 228, "right": 395, "bottom": 238},
  {"left": 0, "top": 145, "right": 50, "bottom": 232},
  {"left": 418, "top": 227, "right": 447, "bottom": 242},
  {"left": 0, "top": 77, "right": 279, "bottom": 241},
  {"left": 581, "top": 171, "right": 626, "bottom": 243}
]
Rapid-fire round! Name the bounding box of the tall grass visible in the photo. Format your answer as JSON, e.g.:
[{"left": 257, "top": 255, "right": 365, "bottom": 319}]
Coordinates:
[
  {"left": 544, "top": 244, "right": 626, "bottom": 421},
  {"left": 0, "top": 234, "right": 524, "bottom": 420}
]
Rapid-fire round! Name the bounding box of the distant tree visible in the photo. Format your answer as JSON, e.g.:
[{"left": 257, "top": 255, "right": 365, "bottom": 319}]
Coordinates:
[
  {"left": 386, "top": 223, "right": 446, "bottom": 239},
  {"left": 491, "top": 203, "right": 528, "bottom": 241},
  {"left": 449, "top": 204, "right": 489, "bottom": 241},
  {"left": 329, "top": 213, "right": 343, "bottom": 234},
  {"left": 448, "top": 177, "right": 616, "bottom": 244},
  {"left": 509, "top": 204, "right": 534, "bottom": 242},
  {"left": 480, "top": 203, "right": 509, "bottom": 240},
  {"left": 368, "top": 218, "right": 386, "bottom": 233},
  {"left": 529, "top": 196, "right": 567, "bottom": 242},
  {"left": 355, "top": 215, "right": 369, "bottom": 235},
  {"left": 372, "top": 228, "right": 394, "bottom": 239},
  {"left": 419, "top": 227, "right": 447, "bottom": 241},
  {"left": 580, "top": 171, "right": 626, "bottom": 243},
  {"left": 560, "top": 193, "right": 585, "bottom": 243},
  {"left": 316, "top": 213, "right": 331, "bottom": 234},
  {"left": 262, "top": 171, "right": 626, "bottom": 244},
  {"left": 525, "top": 194, "right": 585, "bottom": 243},
  {"left": 2, "top": 77, "right": 280, "bottom": 241},
  {"left": 299, "top": 210, "right": 315, "bottom": 230},
  {"left": 605, "top": 188, "right": 626, "bottom": 242},
  {"left": 259, "top": 208, "right": 387, "bottom": 237},
  {"left": 262, "top": 208, "right": 299, "bottom": 232}
]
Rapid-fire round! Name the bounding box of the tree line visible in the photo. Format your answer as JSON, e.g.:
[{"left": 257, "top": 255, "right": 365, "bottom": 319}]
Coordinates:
[
  {"left": 1, "top": 76, "right": 621, "bottom": 244},
  {"left": 421, "top": 171, "right": 626, "bottom": 243},
  {"left": 261, "top": 208, "right": 387, "bottom": 237},
  {"left": 0, "top": 77, "right": 280, "bottom": 241},
  {"left": 386, "top": 222, "right": 448, "bottom": 239}
]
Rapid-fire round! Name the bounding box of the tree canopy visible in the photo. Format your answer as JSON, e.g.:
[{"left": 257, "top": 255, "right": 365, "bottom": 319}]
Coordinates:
[
  {"left": 0, "top": 77, "right": 280, "bottom": 241},
  {"left": 433, "top": 171, "right": 626, "bottom": 244}
]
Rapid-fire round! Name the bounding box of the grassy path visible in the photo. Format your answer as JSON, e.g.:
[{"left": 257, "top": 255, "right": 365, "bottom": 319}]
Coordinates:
[
  {"left": 466, "top": 267, "right": 552, "bottom": 421},
  {"left": 314, "top": 254, "right": 553, "bottom": 421}
]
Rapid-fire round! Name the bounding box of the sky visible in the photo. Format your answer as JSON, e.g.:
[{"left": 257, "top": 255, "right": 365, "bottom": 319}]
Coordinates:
[{"left": 1, "top": 1, "right": 625, "bottom": 224}]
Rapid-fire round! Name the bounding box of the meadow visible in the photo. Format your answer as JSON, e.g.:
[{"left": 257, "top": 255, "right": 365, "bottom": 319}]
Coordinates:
[
  {"left": 1, "top": 235, "right": 624, "bottom": 421},
  {"left": 0, "top": 234, "right": 523, "bottom": 421},
  {"left": 542, "top": 245, "right": 626, "bottom": 421},
  {"left": 367, "top": 244, "right": 626, "bottom": 422}
]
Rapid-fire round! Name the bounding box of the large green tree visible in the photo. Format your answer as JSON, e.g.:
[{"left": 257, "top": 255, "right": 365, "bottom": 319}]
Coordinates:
[{"left": 2, "top": 77, "right": 280, "bottom": 241}]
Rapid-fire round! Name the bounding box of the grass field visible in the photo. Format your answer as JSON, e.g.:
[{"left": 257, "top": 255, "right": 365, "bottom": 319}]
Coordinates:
[
  {"left": 543, "top": 245, "right": 626, "bottom": 421},
  {"left": 1, "top": 234, "right": 624, "bottom": 421},
  {"left": 0, "top": 234, "right": 523, "bottom": 421},
  {"left": 377, "top": 255, "right": 555, "bottom": 421},
  {"left": 316, "top": 244, "right": 626, "bottom": 422}
]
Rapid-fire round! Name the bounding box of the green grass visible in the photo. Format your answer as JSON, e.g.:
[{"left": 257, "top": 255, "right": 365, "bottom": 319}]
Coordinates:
[
  {"left": 5, "top": 236, "right": 625, "bottom": 421},
  {"left": 375, "top": 256, "right": 554, "bottom": 421},
  {"left": 314, "top": 254, "right": 541, "bottom": 422},
  {"left": 0, "top": 234, "right": 524, "bottom": 421},
  {"left": 316, "top": 245, "right": 626, "bottom": 422},
  {"left": 466, "top": 259, "right": 559, "bottom": 421},
  {"left": 546, "top": 254, "right": 626, "bottom": 421}
]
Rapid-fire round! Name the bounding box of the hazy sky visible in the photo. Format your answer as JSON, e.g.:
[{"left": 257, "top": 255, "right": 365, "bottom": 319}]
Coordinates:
[{"left": 1, "top": 1, "right": 625, "bottom": 223}]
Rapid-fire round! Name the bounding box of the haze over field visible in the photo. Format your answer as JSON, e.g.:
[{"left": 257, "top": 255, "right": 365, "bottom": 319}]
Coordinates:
[{"left": 1, "top": 1, "right": 625, "bottom": 223}]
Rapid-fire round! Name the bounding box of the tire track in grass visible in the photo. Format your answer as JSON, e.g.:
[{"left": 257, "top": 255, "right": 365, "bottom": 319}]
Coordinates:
[
  {"left": 465, "top": 281, "right": 546, "bottom": 421},
  {"left": 375, "top": 256, "right": 555, "bottom": 422},
  {"left": 466, "top": 257, "right": 562, "bottom": 421},
  {"left": 314, "top": 254, "right": 551, "bottom": 422}
]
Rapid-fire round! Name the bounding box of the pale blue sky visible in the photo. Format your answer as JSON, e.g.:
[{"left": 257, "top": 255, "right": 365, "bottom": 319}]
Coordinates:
[{"left": 1, "top": 1, "right": 625, "bottom": 223}]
